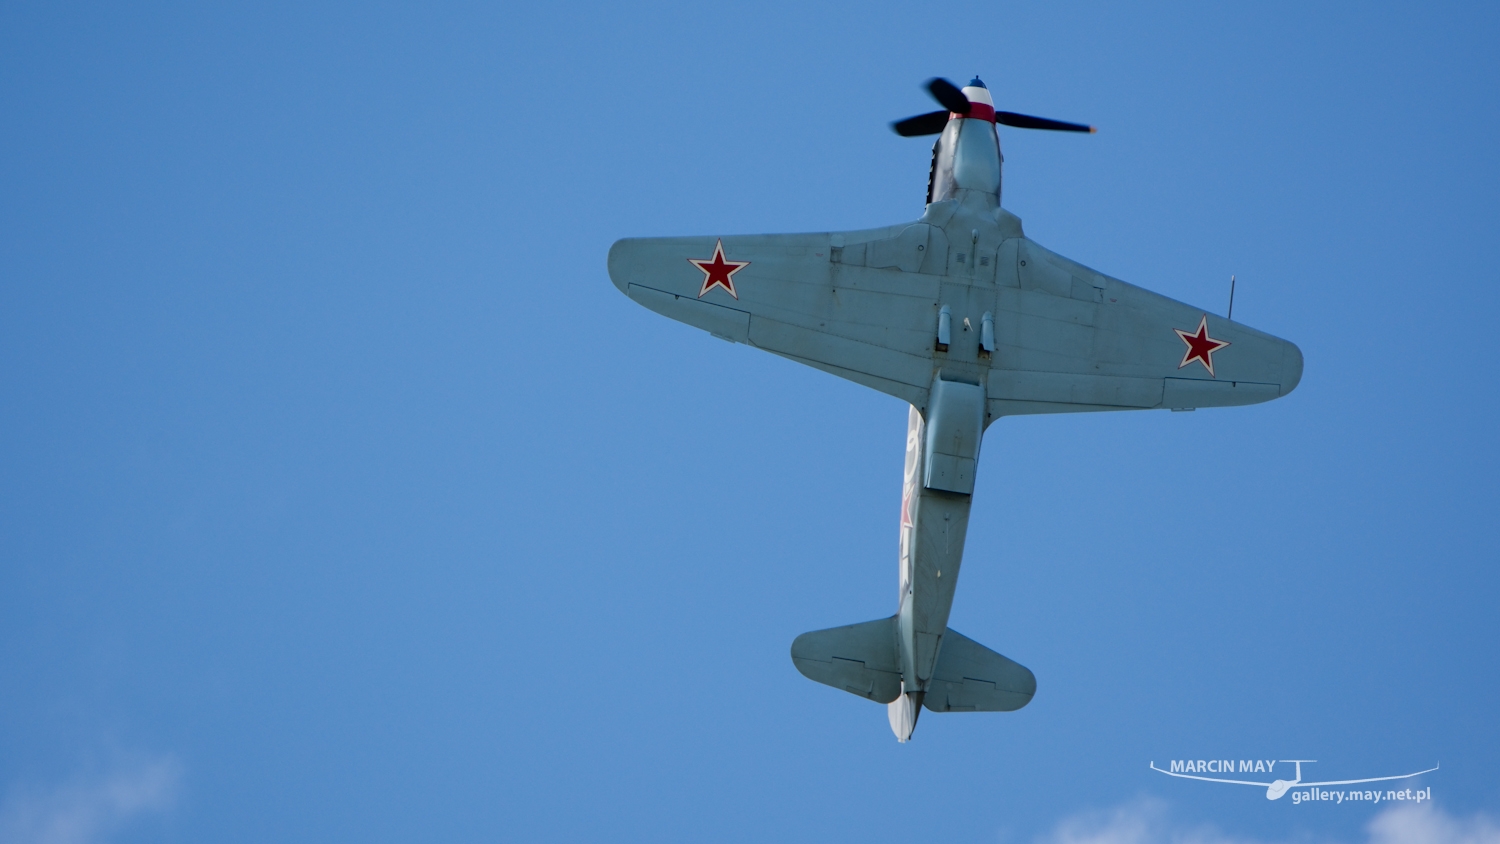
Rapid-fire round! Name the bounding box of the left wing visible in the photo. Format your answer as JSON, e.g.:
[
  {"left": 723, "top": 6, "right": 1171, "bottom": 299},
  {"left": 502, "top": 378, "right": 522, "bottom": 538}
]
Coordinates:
[{"left": 608, "top": 224, "right": 944, "bottom": 407}]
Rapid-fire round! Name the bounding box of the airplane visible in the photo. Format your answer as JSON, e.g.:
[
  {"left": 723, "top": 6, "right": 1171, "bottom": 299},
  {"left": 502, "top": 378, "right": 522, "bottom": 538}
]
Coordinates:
[
  {"left": 607, "top": 77, "right": 1303, "bottom": 742},
  {"left": 1149, "top": 760, "right": 1440, "bottom": 800}
]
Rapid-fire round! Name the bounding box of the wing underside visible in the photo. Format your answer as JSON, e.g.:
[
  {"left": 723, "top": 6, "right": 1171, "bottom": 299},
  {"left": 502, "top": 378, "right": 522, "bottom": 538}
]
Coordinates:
[{"left": 608, "top": 209, "right": 1301, "bottom": 416}]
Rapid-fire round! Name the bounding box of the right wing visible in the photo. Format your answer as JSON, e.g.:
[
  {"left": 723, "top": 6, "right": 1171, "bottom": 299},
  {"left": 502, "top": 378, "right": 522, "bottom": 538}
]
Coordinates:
[{"left": 994, "top": 238, "right": 1304, "bottom": 416}]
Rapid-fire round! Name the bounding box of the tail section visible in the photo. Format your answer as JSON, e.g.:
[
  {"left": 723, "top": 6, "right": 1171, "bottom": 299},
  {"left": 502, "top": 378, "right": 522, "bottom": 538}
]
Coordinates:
[
  {"left": 792, "top": 619, "right": 1035, "bottom": 739},
  {"left": 924, "top": 628, "right": 1036, "bottom": 712},
  {"left": 887, "top": 689, "right": 921, "bottom": 743},
  {"left": 790, "top": 617, "right": 902, "bottom": 704}
]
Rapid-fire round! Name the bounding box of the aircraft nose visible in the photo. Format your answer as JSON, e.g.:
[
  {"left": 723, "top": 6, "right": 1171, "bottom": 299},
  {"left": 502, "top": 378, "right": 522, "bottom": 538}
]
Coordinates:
[{"left": 1280, "top": 341, "right": 1304, "bottom": 397}]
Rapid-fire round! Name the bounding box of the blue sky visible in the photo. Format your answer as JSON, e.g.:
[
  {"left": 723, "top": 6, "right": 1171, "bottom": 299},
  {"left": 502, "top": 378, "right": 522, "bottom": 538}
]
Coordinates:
[{"left": 2, "top": 1, "right": 1497, "bottom": 842}]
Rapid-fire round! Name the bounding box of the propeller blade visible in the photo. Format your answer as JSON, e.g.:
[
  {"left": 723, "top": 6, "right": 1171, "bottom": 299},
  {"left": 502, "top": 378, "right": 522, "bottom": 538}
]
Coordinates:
[
  {"left": 892, "top": 110, "right": 951, "bottom": 137},
  {"left": 994, "top": 111, "right": 1095, "bottom": 133},
  {"left": 926, "top": 78, "right": 971, "bottom": 114}
]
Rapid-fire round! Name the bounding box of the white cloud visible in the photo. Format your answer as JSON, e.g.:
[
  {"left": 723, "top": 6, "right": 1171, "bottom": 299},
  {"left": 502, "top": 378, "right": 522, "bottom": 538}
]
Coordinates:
[
  {"left": 1368, "top": 804, "right": 1500, "bottom": 844},
  {"left": 1036, "top": 798, "right": 1500, "bottom": 844},
  {"left": 1038, "top": 798, "right": 1263, "bottom": 844},
  {"left": 0, "top": 756, "right": 182, "bottom": 844}
]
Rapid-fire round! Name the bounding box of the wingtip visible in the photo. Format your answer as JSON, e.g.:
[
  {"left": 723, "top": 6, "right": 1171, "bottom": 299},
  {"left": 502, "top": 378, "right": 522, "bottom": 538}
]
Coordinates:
[
  {"left": 1089, "top": 126, "right": 1098, "bottom": 133},
  {"left": 1280, "top": 341, "right": 1304, "bottom": 397}
]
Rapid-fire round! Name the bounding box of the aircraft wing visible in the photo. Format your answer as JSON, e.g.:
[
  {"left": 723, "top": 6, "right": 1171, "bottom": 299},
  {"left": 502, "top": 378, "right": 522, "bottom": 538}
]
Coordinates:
[
  {"left": 609, "top": 223, "right": 942, "bottom": 407},
  {"left": 998, "top": 237, "right": 1303, "bottom": 415},
  {"left": 608, "top": 209, "right": 1302, "bottom": 416}
]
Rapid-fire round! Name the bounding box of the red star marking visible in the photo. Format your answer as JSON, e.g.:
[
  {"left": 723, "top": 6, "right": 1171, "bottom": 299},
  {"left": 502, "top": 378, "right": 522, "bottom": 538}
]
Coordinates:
[
  {"left": 1174, "top": 315, "right": 1231, "bottom": 377},
  {"left": 688, "top": 239, "right": 749, "bottom": 300}
]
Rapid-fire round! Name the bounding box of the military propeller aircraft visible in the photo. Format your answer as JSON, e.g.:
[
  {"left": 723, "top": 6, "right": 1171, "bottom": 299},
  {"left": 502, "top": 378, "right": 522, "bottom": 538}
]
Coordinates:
[{"left": 608, "top": 77, "right": 1302, "bottom": 742}]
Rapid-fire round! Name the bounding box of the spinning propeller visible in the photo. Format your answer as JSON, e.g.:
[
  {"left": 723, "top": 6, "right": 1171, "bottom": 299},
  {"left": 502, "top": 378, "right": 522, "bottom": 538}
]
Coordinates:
[{"left": 892, "top": 77, "right": 1095, "bottom": 137}]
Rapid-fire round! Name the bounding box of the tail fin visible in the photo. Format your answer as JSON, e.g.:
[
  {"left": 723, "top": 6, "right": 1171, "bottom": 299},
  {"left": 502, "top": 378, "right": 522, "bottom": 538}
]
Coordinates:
[
  {"left": 887, "top": 689, "right": 920, "bottom": 743},
  {"left": 790, "top": 617, "right": 902, "bottom": 703},
  {"left": 924, "top": 628, "right": 1036, "bottom": 712}
]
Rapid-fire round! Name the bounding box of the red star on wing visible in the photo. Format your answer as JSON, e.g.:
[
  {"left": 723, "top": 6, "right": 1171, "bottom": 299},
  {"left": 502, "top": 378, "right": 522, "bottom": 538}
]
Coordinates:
[
  {"left": 688, "top": 239, "right": 749, "bottom": 300},
  {"left": 1174, "top": 315, "right": 1231, "bottom": 377}
]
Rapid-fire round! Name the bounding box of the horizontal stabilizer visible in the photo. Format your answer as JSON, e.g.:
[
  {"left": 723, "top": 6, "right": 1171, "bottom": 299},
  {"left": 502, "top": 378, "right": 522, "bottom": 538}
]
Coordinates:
[
  {"left": 790, "top": 617, "right": 902, "bottom": 704},
  {"left": 924, "top": 628, "right": 1036, "bottom": 712}
]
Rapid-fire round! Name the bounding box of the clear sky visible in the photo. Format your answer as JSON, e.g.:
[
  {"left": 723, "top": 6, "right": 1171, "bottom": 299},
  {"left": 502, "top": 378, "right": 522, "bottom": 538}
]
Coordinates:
[{"left": 2, "top": 2, "right": 1497, "bottom": 842}]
